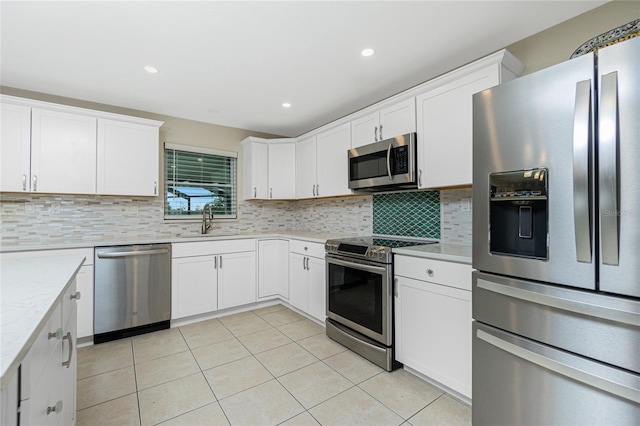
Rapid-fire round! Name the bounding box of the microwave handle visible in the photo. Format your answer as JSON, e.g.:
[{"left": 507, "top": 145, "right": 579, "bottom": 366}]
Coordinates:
[{"left": 386, "top": 143, "right": 393, "bottom": 180}]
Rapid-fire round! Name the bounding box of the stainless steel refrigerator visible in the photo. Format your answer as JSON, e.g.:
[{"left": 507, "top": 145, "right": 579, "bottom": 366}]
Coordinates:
[{"left": 472, "top": 37, "right": 639, "bottom": 425}]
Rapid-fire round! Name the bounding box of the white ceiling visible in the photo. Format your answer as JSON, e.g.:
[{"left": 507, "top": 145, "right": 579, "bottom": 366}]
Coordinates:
[{"left": 1, "top": 1, "right": 606, "bottom": 137}]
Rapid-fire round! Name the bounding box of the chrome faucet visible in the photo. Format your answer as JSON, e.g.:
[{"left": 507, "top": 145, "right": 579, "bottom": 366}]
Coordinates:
[{"left": 201, "top": 203, "right": 215, "bottom": 234}]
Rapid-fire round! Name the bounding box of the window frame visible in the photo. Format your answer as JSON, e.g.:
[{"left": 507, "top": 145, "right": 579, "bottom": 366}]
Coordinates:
[{"left": 164, "top": 143, "right": 238, "bottom": 221}]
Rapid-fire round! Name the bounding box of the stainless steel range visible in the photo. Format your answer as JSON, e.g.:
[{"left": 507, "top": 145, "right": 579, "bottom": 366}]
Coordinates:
[{"left": 325, "top": 236, "right": 436, "bottom": 371}]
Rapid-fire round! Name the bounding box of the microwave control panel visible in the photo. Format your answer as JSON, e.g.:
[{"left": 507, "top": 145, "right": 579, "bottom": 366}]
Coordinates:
[{"left": 394, "top": 145, "right": 409, "bottom": 173}]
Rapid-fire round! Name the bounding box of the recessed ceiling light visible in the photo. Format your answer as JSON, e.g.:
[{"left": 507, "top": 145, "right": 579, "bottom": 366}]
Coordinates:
[
  {"left": 144, "top": 66, "right": 158, "bottom": 74},
  {"left": 282, "top": 102, "right": 291, "bottom": 108},
  {"left": 361, "top": 48, "right": 375, "bottom": 57}
]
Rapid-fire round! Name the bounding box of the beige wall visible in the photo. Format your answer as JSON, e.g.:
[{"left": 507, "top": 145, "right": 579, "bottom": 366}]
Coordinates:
[{"left": 507, "top": 0, "right": 639, "bottom": 75}]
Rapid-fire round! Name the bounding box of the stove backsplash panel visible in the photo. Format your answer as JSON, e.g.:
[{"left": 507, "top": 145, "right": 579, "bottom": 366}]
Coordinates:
[{"left": 373, "top": 191, "right": 440, "bottom": 239}]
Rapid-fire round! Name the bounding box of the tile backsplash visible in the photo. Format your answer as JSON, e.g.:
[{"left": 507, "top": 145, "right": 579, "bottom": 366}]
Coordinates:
[
  {"left": 0, "top": 189, "right": 472, "bottom": 247},
  {"left": 373, "top": 191, "right": 440, "bottom": 239}
]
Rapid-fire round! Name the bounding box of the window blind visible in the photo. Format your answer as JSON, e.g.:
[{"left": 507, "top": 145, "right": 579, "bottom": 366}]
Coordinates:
[{"left": 164, "top": 144, "right": 237, "bottom": 219}]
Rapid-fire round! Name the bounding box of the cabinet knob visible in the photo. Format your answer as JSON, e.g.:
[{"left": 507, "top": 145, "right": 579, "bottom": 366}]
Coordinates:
[
  {"left": 427, "top": 269, "right": 434, "bottom": 277},
  {"left": 70, "top": 291, "right": 81, "bottom": 301},
  {"left": 48, "top": 327, "right": 63, "bottom": 340},
  {"left": 47, "top": 400, "right": 63, "bottom": 415}
]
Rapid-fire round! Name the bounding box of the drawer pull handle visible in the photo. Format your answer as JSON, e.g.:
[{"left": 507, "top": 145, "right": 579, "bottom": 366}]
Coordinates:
[
  {"left": 62, "top": 332, "right": 73, "bottom": 368},
  {"left": 70, "top": 291, "right": 81, "bottom": 301},
  {"left": 48, "top": 328, "right": 63, "bottom": 340},
  {"left": 427, "top": 269, "right": 434, "bottom": 277},
  {"left": 47, "top": 400, "right": 63, "bottom": 415}
]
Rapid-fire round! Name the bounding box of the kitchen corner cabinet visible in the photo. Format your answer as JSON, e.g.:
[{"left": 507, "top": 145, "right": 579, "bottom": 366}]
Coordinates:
[
  {"left": 297, "top": 123, "right": 351, "bottom": 199},
  {"left": 416, "top": 50, "right": 523, "bottom": 189},
  {"left": 258, "top": 239, "right": 290, "bottom": 299},
  {"left": 289, "top": 240, "right": 326, "bottom": 322},
  {"left": 0, "top": 95, "right": 163, "bottom": 196},
  {"left": 394, "top": 255, "right": 472, "bottom": 399},
  {"left": 351, "top": 98, "right": 416, "bottom": 148},
  {"left": 171, "top": 239, "right": 256, "bottom": 319},
  {"left": 97, "top": 119, "right": 160, "bottom": 196},
  {"left": 242, "top": 137, "right": 296, "bottom": 200}
]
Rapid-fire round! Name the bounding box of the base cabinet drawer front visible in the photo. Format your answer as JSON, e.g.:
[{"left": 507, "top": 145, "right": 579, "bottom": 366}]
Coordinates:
[
  {"left": 289, "top": 240, "right": 325, "bottom": 259},
  {"left": 395, "top": 275, "right": 472, "bottom": 399},
  {"left": 172, "top": 239, "right": 256, "bottom": 258},
  {"left": 171, "top": 256, "right": 218, "bottom": 319},
  {"left": 395, "top": 255, "right": 471, "bottom": 291}
]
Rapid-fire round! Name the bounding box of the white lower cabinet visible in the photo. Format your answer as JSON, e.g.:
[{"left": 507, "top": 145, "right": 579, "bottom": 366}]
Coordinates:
[
  {"left": 258, "top": 239, "right": 290, "bottom": 299},
  {"left": 171, "top": 239, "right": 256, "bottom": 319},
  {"left": 20, "top": 279, "right": 79, "bottom": 426},
  {"left": 289, "top": 240, "right": 326, "bottom": 322},
  {"left": 394, "top": 255, "right": 472, "bottom": 399}
]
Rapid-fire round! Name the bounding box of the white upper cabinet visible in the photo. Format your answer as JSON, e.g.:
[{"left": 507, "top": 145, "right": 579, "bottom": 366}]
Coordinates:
[
  {"left": 242, "top": 137, "right": 296, "bottom": 200},
  {"left": 351, "top": 98, "right": 416, "bottom": 148},
  {"left": 0, "top": 95, "right": 163, "bottom": 196},
  {"left": 31, "top": 108, "right": 97, "bottom": 194},
  {"left": 267, "top": 140, "right": 296, "bottom": 199},
  {"left": 97, "top": 119, "right": 160, "bottom": 196},
  {"left": 297, "top": 123, "right": 351, "bottom": 199},
  {"left": 0, "top": 102, "right": 31, "bottom": 192},
  {"left": 416, "top": 51, "right": 523, "bottom": 189},
  {"left": 295, "top": 135, "right": 317, "bottom": 199},
  {"left": 315, "top": 122, "right": 352, "bottom": 197}
]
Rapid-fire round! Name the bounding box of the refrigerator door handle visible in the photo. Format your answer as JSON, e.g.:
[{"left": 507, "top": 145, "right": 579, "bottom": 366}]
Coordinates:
[
  {"left": 572, "top": 79, "right": 592, "bottom": 263},
  {"left": 599, "top": 71, "right": 620, "bottom": 266},
  {"left": 476, "top": 329, "right": 640, "bottom": 404}
]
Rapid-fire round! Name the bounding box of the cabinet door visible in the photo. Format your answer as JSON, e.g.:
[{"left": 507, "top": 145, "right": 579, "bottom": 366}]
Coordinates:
[
  {"left": 31, "top": 108, "right": 97, "bottom": 194},
  {"left": 306, "top": 256, "right": 326, "bottom": 322},
  {"left": 379, "top": 98, "right": 416, "bottom": 140},
  {"left": 289, "top": 253, "right": 308, "bottom": 311},
  {"left": 97, "top": 119, "right": 159, "bottom": 196},
  {"left": 316, "top": 123, "right": 351, "bottom": 197},
  {"left": 296, "top": 136, "right": 317, "bottom": 198},
  {"left": 171, "top": 256, "right": 217, "bottom": 319},
  {"left": 0, "top": 102, "right": 31, "bottom": 192},
  {"left": 417, "top": 64, "right": 500, "bottom": 188},
  {"left": 258, "top": 240, "right": 289, "bottom": 299},
  {"left": 218, "top": 251, "right": 257, "bottom": 309},
  {"left": 244, "top": 141, "right": 268, "bottom": 199},
  {"left": 395, "top": 275, "right": 472, "bottom": 398},
  {"left": 76, "top": 265, "right": 94, "bottom": 339},
  {"left": 268, "top": 142, "right": 296, "bottom": 199},
  {"left": 351, "top": 111, "right": 379, "bottom": 148}
]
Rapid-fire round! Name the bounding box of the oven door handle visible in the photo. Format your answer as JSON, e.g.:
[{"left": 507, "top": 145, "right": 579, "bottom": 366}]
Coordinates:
[{"left": 326, "top": 255, "right": 388, "bottom": 274}]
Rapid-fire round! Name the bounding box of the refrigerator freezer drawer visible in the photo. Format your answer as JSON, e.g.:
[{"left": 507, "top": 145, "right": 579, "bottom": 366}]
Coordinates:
[
  {"left": 473, "top": 322, "right": 640, "bottom": 426},
  {"left": 473, "top": 271, "right": 640, "bottom": 374}
]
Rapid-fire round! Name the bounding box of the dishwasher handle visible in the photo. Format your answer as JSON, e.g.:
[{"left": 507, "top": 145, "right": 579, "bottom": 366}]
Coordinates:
[{"left": 96, "top": 248, "right": 169, "bottom": 258}]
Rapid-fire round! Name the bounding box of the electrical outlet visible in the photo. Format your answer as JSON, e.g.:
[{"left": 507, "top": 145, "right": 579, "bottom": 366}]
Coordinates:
[
  {"left": 461, "top": 197, "right": 471, "bottom": 212},
  {"left": 126, "top": 204, "right": 139, "bottom": 214},
  {"left": 24, "top": 203, "right": 35, "bottom": 214},
  {"left": 51, "top": 201, "right": 61, "bottom": 214}
]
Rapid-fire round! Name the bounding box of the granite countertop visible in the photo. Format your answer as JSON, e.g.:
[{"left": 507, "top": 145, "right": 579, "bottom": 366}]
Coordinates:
[
  {"left": 0, "top": 256, "right": 85, "bottom": 389},
  {"left": 393, "top": 243, "right": 472, "bottom": 264},
  {"left": 0, "top": 231, "right": 354, "bottom": 253}
]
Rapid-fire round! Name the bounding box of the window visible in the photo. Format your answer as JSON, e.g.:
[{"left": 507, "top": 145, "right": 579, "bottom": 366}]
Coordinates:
[{"left": 164, "top": 143, "right": 237, "bottom": 219}]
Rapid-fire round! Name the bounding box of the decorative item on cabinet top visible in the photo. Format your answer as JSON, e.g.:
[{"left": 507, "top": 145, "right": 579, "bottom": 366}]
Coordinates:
[{"left": 0, "top": 95, "right": 163, "bottom": 197}]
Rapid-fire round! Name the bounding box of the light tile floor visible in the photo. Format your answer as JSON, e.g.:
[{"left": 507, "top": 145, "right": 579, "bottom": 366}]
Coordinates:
[{"left": 77, "top": 304, "right": 471, "bottom": 426}]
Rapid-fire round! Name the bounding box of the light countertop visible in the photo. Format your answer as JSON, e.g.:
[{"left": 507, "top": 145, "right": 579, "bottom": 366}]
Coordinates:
[
  {"left": 1, "top": 256, "right": 85, "bottom": 389},
  {"left": 0, "top": 231, "right": 352, "bottom": 253},
  {"left": 393, "top": 243, "right": 472, "bottom": 264}
]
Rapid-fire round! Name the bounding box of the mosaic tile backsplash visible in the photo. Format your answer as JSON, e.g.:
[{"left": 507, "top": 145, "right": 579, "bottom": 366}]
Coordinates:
[{"left": 373, "top": 191, "right": 440, "bottom": 239}]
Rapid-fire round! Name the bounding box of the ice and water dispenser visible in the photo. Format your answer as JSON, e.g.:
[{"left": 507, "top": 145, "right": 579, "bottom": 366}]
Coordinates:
[{"left": 489, "top": 168, "right": 548, "bottom": 260}]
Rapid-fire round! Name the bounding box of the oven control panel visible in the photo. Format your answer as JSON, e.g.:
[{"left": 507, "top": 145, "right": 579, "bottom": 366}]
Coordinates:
[{"left": 325, "top": 240, "right": 392, "bottom": 264}]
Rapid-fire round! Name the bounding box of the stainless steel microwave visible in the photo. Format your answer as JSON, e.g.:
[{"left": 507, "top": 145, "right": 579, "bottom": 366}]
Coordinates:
[{"left": 348, "top": 133, "right": 418, "bottom": 191}]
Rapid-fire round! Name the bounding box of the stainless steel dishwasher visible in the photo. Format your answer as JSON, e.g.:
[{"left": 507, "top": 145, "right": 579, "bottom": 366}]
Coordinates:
[{"left": 94, "top": 243, "right": 171, "bottom": 344}]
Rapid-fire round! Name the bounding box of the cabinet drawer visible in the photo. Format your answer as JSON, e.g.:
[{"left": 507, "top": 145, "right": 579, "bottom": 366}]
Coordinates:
[
  {"left": 289, "top": 239, "right": 325, "bottom": 258},
  {"left": 395, "top": 255, "right": 471, "bottom": 291},
  {"left": 172, "top": 239, "right": 256, "bottom": 258}
]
